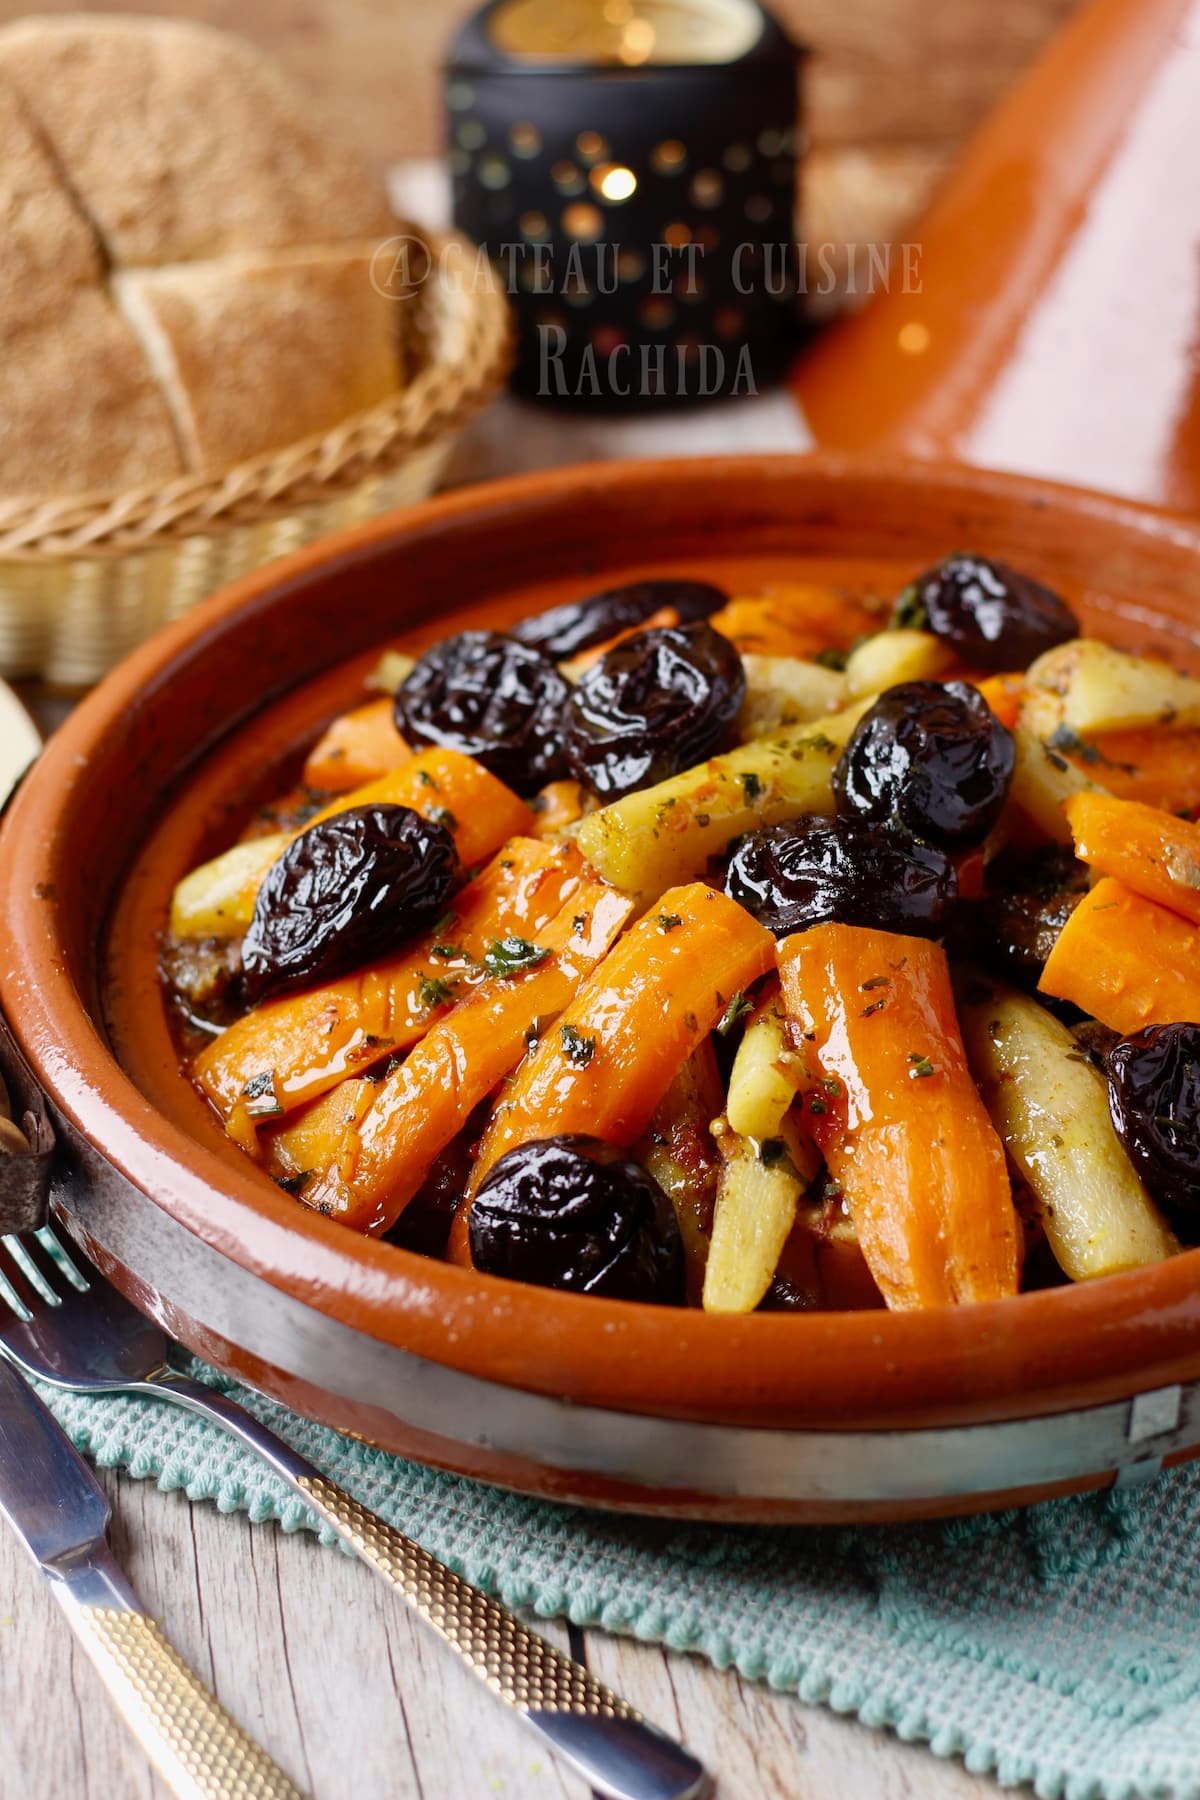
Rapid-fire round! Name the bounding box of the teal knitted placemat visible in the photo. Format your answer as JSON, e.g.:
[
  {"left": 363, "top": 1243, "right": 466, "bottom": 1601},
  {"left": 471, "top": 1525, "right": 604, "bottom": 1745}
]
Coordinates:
[{"left": 39, "top": 1363, "right": 1200, "bottom": 1800}]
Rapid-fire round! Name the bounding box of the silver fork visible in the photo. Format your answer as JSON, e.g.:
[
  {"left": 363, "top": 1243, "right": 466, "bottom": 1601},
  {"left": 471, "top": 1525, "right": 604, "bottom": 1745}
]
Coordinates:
[{"left": 0, "top": 1227, "right": 709, "bottom": 1800}]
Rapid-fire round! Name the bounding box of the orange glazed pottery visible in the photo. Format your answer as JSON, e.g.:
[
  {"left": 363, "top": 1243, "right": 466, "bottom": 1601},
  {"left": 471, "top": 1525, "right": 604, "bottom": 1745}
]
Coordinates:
[
  {"left": 793, "top": 0, "right": 1200, "bottom": 512},
  {"left": 5, "top": 456, "right": 1200, "bottom": 1522}
]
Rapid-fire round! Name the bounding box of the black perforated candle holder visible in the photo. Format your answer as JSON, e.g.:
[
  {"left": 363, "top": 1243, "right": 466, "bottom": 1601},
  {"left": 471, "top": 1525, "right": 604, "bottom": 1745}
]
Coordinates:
[{"left": 445, "top": 0, "right": 803, "bottom": 407}]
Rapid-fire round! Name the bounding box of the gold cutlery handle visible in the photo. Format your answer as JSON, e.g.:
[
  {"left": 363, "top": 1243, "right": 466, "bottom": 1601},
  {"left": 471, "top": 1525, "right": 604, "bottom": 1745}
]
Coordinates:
[
  {"left": 298, "top": 1473, "right": 708, "bottom": 1800},
  {"left": 63, "top": 1602, "right": 305, "bottom": 1800}
]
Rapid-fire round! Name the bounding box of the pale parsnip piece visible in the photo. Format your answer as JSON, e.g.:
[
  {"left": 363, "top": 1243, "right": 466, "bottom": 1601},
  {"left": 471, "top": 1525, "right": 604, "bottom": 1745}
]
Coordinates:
[
  {"left": 736, "top": 654, "right": 846, "bottom": 741},
  {"left": 365, "top": 649, "right": 416, "bottom": 693},
  {"left": 702, "top": 1123, "right": 803, "bottom": 1314},
  {"left": 575, "top": 698, "right": 871, "bottom": 901},
  {"left": 169, "top": 833, "right": 286, "bottom": 939},
  {"left": 726, "top": 984, "right": 806, "bottom": 1141},
  {"left": 843, "top": 628, "right": 954, "bottom": 700},
  {"left": 1023, "top": 639, "right": 1200, "bottom": 739},
  {"left": 959, "top": 978, "right": 1178, "bottom": 1280},
  {"left": 1008, "top": 724, "right": 1106, "bottom": 842}
]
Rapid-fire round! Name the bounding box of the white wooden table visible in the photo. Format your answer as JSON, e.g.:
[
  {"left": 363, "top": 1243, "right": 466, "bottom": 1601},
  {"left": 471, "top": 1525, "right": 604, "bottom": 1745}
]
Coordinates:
[{"left": 0, "top": 1465, "right": 1007, "bottom": 1800}]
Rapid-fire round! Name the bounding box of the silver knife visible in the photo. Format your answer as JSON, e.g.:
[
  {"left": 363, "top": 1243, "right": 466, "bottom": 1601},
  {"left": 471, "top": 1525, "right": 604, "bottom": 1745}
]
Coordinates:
[{"left": 0, "top": 1355, "right": 304, "bottom": 1799}]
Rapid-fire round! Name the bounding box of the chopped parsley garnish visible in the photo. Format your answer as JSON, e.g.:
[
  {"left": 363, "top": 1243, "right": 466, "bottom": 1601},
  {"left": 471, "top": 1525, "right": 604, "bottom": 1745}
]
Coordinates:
[
  {"left": 715, "top": 990, "right": 753, "bottom": 1036},
  {"left": 483, "top": 936, "right": 552, "bottom": 978},
  {"left": 892, "top": 585, "right": 929, "bottom": 631},
  {"left": 417, "top": 972, "right": 457, "bottom": 1010},
  {"left": 242, "top": 1071, "right": 276, "bottom": 1100},
  {"left": 821, "top": 1076, "right": 843, "bottom": 1099},
  {"left": 740, "top": 771, "right": 764, "bottom": 803},
  {"left": 416, "top": 768, "right": 436, "bottom": 788},
  {"left": 430, "top": 942, "right": 462, "bottom": 961},
  {"left": 657, "top": 912, "right": 682, "bottom": 932},
  {"left": 908, "top": 1053, "right": 935, "bottom": 1079},
  {"left": 275, "top": 1170, "right": 312, "bottom": 1197},
  {"left": 560, "top": 1023, "right": 596, "bottom": 1066},
  {"left": 429, "top": 806, "right": 458, "bottom": 831},
  {"left": 815, "top": 646, "right": 848, "bottom": 671}
]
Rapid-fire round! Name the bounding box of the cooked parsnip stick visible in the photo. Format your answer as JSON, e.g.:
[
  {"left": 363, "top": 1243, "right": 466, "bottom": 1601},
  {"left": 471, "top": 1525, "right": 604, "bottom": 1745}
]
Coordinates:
[
  {"left": 1023, "top": 639, "right": 1200, "bottom": 739},
  {"left": 170, "top": 833, "right": 287, "bottom": 939},
  {"left": 726, "top": 984, "right": 807, "bottom": 1142},
  {"left": 702, "top": 1122, "right": 804, "bottom": 1314},
  {"left": 1007, "top": 724, "right": 1106, "bottom": 842},
  {"left": 843, "top": 628, "right": 954, "bottom": 699},
  {"left": 735, "top": 654, "right": 846, "bottom": 740},
  {"left": 575, "top": 698, "right": 871, "bottom": 900},
  {"left": 959, "top": 977, "right": 1178, "bottom": 1280}
]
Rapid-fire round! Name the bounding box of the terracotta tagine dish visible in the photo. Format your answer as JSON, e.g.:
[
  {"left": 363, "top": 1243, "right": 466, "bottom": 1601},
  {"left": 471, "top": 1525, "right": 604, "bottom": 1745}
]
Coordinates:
[{"left": 5, "top": 455, "right": 1200, "bottom": 1523}]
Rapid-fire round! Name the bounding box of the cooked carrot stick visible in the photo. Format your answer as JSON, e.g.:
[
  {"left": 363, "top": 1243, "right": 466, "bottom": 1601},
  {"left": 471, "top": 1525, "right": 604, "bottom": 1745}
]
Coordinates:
[
  {"left": 531, "top": 779, "right": 586, "bottom": 839},
  {"left": 973, "top": 672, "right": 1025, "bottom": 731},
  {"left": 302, "top": 697, "right": 411, "bottom": 791},
  {"left": 275, "top": 880, "right": 636, "bottom": 1232},
  {"left": 708, "top": 586, "right": 880, "bottom": 660},
  {"left": 1066, "top": 791, "right": 1200, "bottom": 925},
  {"left": 195, "top": 838, "right": 586, "bottom": 1143},
  {"left": 304, "top": 749, "right": 532, "bottom": 864},
  {"left": 171, "top": 748, "right": 532, "bottom": 939},
  {"left": 778, "top": 924, "right": 1020, "bottom": 1310},
  {"left": 1038, "top": 876, "right": 1200, "bottom": 1031},
  {"left": 469, "top": 882, "right": 774, "bottom": 1192},
  {"left": 1057, "top": 725, "right": 1200, "bottom": 816}
]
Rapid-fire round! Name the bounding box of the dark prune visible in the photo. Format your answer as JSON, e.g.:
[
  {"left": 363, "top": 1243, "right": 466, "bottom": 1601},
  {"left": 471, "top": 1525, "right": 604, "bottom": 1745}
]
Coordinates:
[
  {"left": 1108, "top": 1023, "right": 1200, "bottom": 1231},
  {"left": 725, "top": 815, "right": 958, "bottom": 938},
  {"left": 834, "top": 680, "right": 1015, "bottom": 849},
  {"left": 562, "top": 621, "right": 745, "bottom": 799},
  {"left": 897, "top": 554, "right": 1079, "bottom": 671},
  {"left": 951, "top": 845, "right": 1088, "bottom": 990},
  {"left": 242, "top": 804, "right": 457, "bottom": 1003},
  {"left": 469, "top": 1134, "right": 683, "bottom": 1302},
  {"left": 511, "top": 579, "right": 726, "bottom": 660},
  {"left": 394, "top": 631, "right": 569, "bottom": 792}
]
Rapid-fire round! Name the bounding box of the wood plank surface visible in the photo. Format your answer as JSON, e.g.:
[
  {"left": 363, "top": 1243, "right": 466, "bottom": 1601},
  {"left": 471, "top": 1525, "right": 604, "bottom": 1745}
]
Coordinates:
[{"left": 0, "top": 1466, "right": 1008, "bottom": 1800}]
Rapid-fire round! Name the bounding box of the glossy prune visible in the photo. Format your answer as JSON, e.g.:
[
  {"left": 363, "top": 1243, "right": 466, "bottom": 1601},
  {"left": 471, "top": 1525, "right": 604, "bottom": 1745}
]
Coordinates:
[
  {"left": 511, "top": 579, "right": 726, "bottom": 660},
  {"left": 834, "top": 680, "right": 1015, "bottom": 849},
  {"left": 952, "top": 845, "right": 1088, "bottom": 990},
  {"left": 1108, "top": 1023, "right": 1200, "bottom": 1231},
  {"left": 241, "top": 804, "right": 457, "bottom": 1003},
  {"left": 897, "top": 554, "right": 1079, "bottom": 671},
  {"left": 725, "top": 815, "right": 958, "bottom": 938},
  {"left": 394, "top": 630, "right": 569, "bottom": 792},
  {"left": 469, "top": 1134, "right": 683, "bottom": 1302},
  {"left": 562, "top": 621, "right": 745, "bottom": 799}
]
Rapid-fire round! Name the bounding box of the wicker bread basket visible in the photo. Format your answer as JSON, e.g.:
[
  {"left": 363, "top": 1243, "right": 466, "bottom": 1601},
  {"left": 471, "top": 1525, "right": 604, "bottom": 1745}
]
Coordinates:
[{"left": 0, "top": 225, "right": 512, "bottom": 687}]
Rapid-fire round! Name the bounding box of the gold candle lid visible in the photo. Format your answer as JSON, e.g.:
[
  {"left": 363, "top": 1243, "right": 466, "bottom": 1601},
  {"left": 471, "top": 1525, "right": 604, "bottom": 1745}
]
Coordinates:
[{"left": 485, "top": 0, "right": 764, "bottom": 66}]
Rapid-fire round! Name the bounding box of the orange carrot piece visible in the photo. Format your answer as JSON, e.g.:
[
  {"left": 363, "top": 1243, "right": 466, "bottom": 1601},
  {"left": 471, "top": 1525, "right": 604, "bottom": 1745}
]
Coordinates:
[
  {"left": 531, "top": 779, "right": 586, "bottom": 839},
  {"left": 217, "top": 749, "right": 535, "bottom": 931},
  {"left": 778, "top": 924, "right": 1019, "bottom": 1310},
  {"left": 280, "top": 881, "right": 636, "bottom": 1232},
  {"left": 1066, "top": 791, "right": 1200, "bottom": 925},
  {"left": 195, "top": 838, "right": 586, "bottom": 1140},
  {"left": 469, "top": 882, "right": 774, "bottom": 1192},
  {"left": 974, "top": 672, "right": 1025, "bottom": 730},
  {"left": 1060, "top": 726, "right": 1200, "bottom": 816},
  {"left": 1038, "top": 875, "right": 1200, "bottom": 1031},
  {"left": 709, "top": 586, "right": 881, "bottom": 660},
  {"left": 305, "top": 748, "right": 532, "bottom": 867},
  {"left": 564, "top": 607, "right": 680, "bottom": 675},
  {"left": 302, "top": 698, "right": 411, "bottom": 791}
]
